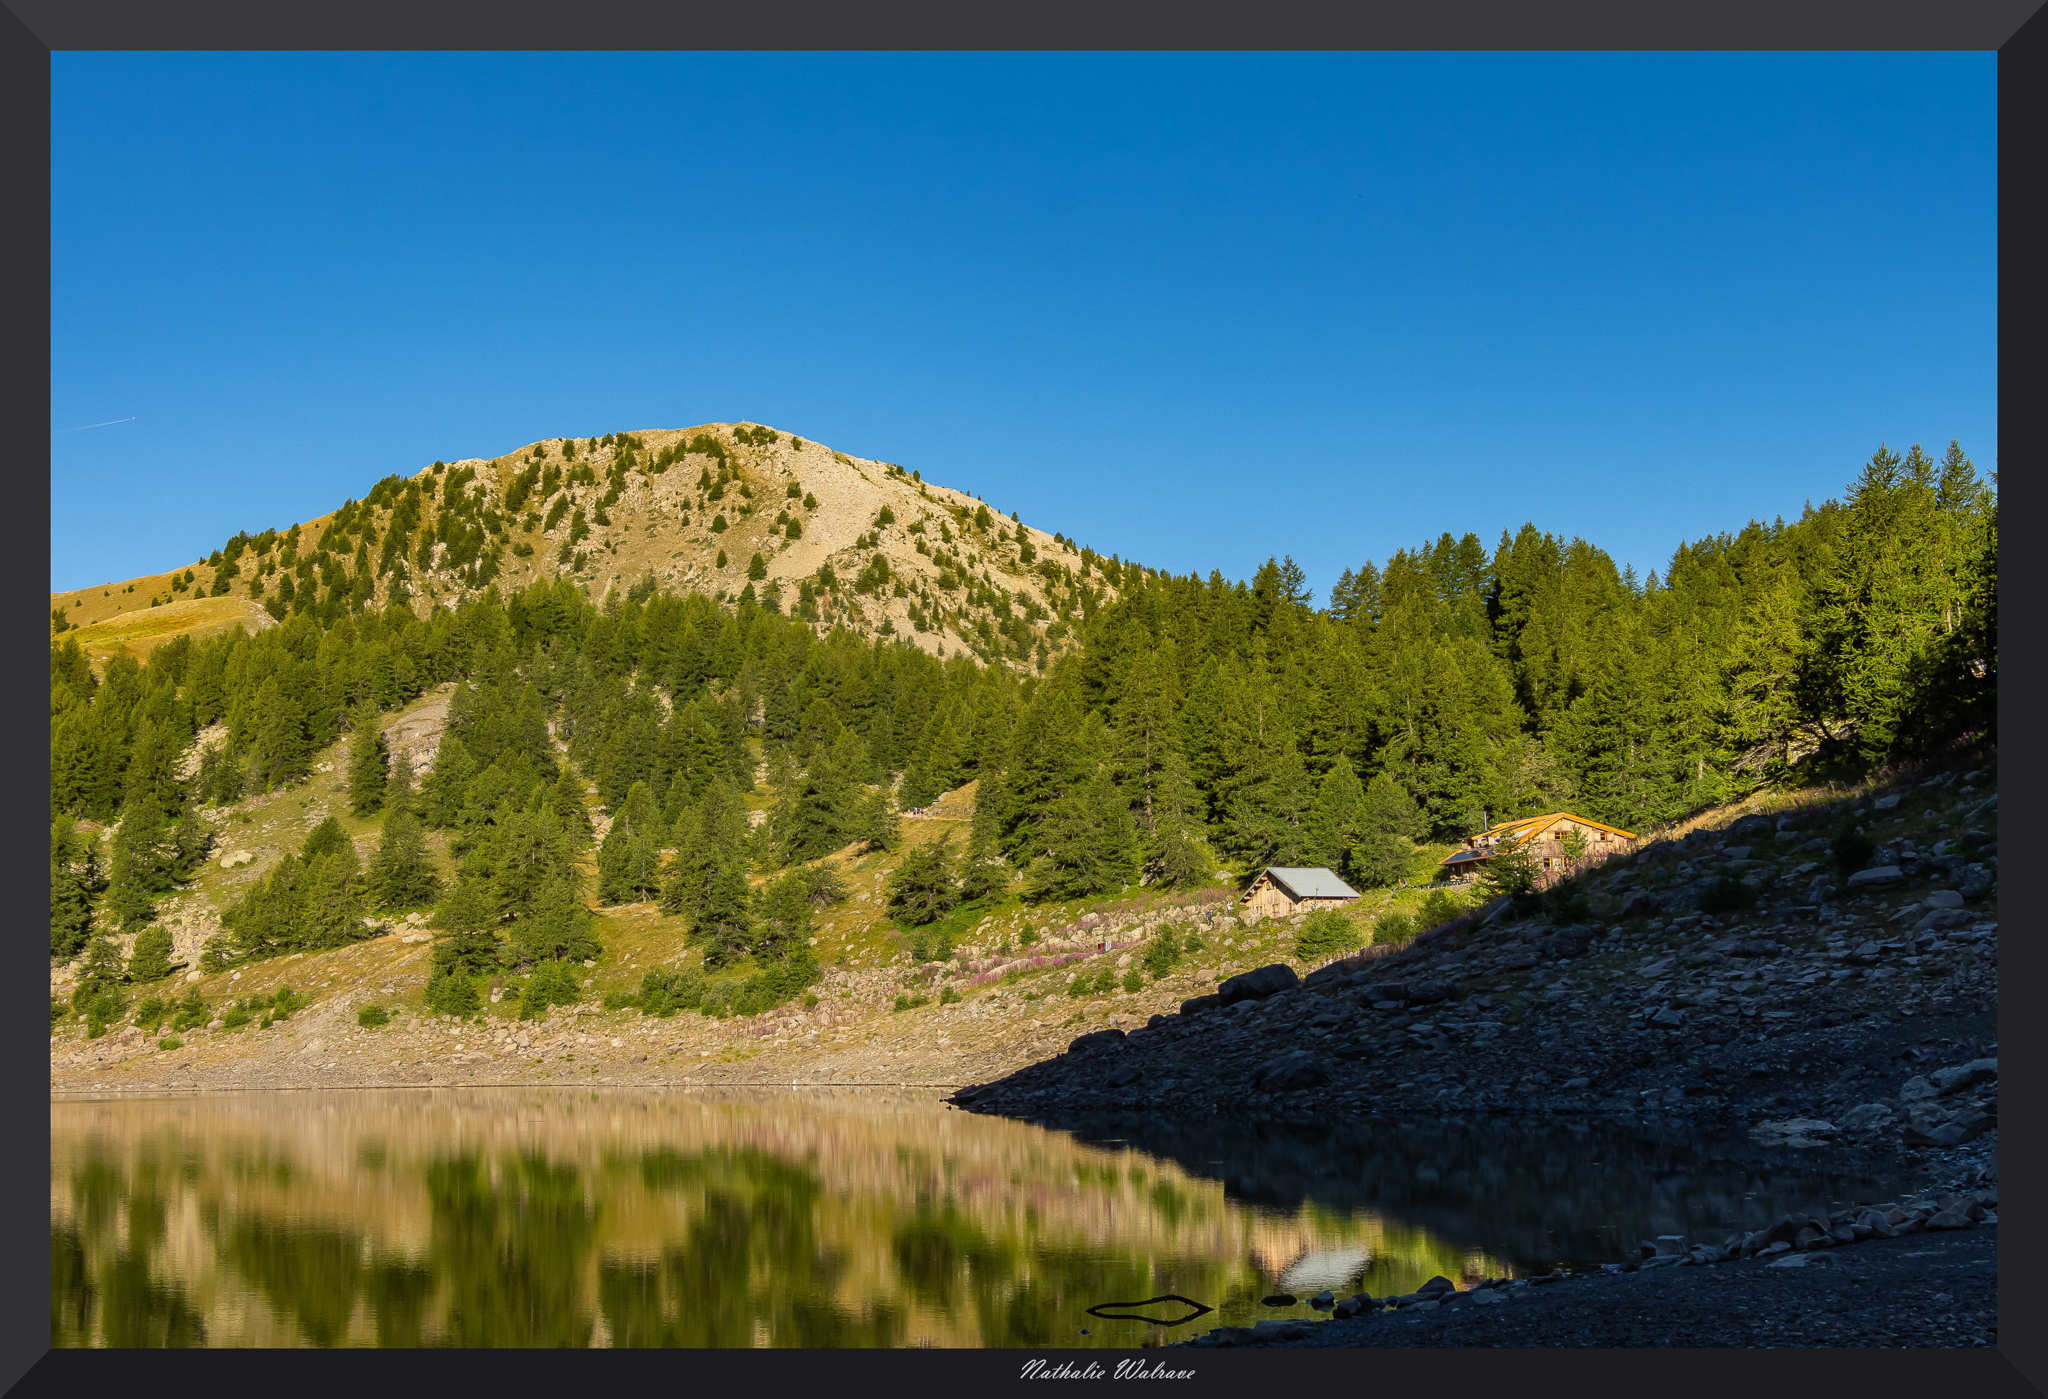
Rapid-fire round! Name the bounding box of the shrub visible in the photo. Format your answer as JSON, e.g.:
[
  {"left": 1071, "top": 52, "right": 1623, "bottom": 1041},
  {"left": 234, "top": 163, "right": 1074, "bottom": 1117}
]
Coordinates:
[
  {"left": 1373, "top": 911, "right": 1415, "bottom": 946},
  {"left": 939, "top": 986, "right": 963, "bottom": 1005},
  {"left": 802, "top": 493, "right": 817, "bottom": 510},
  {"left": 716, "top": 549, "right": 728, "bottom": 568},
  {"left": 710, "top": 515, "right": 728, "bottom": 533},
  {"left": 1121, "top": 968, "right": 1144, "bottom": 993},
  {"left": 1141, "top": 923, "right": 1190, "bottom": 980},
  {"left": 892, "top": 993, "right": 929, "bottom": 1013},
  {"left": 170, "top": 989, "right": 210, "bottom": 1032},
  {"left": 50, "top": 997, "right": 69, "bottom": 1026},
  {"left": 425, "top": 971, "right": 481, "bottom": 1018},
  {"left": 358, "top": 1004, "right": 391, "bottom": 1028},
  {"left": 131, "top": 995, "right": 167, "bottom": 1032},
  {"left": 1417, "top": 889, "right": 1464, "bottom": 931},
  {"left": 220, "top": 1005, "right": 251, "bottom": 1029},
  {"left": 157, "top": 1036, "right": 182, "bottom": 1051},
  {"left": 1296, "top": 908, "right": 1364, "bottom": 961},
  {"left": 785, "top": 519, "right": 802, "bottom": 540},
  {"left": 518, "top": 960, "right": 584, "bottom": 1020},
  {"left": 876, "top": 506, "right": 895, "bottom": 526},
  {"left": 747, "top": 553, "right": 768, "bottom": 580},
  {"left": 786, "top": 482, "right": 802, "bottom": 498},
  {"left": 1067, "top": 966, "right": 1117, "bottom": 998},
  {"left": 270, "top": 984, "right": 304, "bottom": 1019}
]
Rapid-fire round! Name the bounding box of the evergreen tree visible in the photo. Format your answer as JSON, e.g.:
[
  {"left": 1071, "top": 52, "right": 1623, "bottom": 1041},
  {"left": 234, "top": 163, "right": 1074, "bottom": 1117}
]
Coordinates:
[
  {"left": 168, "top": 805, "right": 213, "bottom": 883},
  {"left": 888, "top": 835, "right": 959, "bottom": 925},
  {"left": 346, "top": 702, "right": 390, "bottom": 815},
  {"left": 419, "top": 734, "right": 477, "bottom": 828},
  {"left": 71, "top": 935, "right": 128, "bottom": 1021},
  {"left": 385, "top": 749, "right": 418, "bottom": 815},
  {"left": 1348, "top": 773, "right": 1427, "bottom": 888},
  {"left": 1025, "top": 772, "right": 1138, "bottom": 901},
  {"left": 370, "top": 805, "right": 441, "bottom": 909},
  {"left": 549, "top": 762, "right": 594, "bottom": 845},
  {"left": 50, "top": 819, "right": 102, "bottom": 959},
  {"left": 1305, "top": 761, "right": 1368, "bottom": 871},
  {"left": 1144, "top": 748, "right": 1215, "bottom": 890},
  {"left": 126, "top": 924, "right": 177, "bottom": 983},
  {"left": 104, "top": 799, "right": 172, "bottom": 934},
  {"left": 507, "top": 868, "right": 601, "bottom": 968},
  {"left": 850, "top": 785, "right": 903, "bottom": 854},
  {"left": 302, "top": 816, "right": 350, "bottom": 862},
  {"left": 244, "top": 675, "right": 309, "bottom": 792}
]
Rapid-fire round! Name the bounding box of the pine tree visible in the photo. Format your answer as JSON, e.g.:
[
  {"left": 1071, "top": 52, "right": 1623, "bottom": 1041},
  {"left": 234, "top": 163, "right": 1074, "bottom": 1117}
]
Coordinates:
[
  {"left": 169, "top": 805, "right": 213, "bottom": 883},
  {"left": 370, "top": 806, "right": 441, "bottom": 909},
  {"left": 104, "top": 799, "right": 172, "bottom": 934},
  {"left": 50, "top": 819, "right": 101, "bottom": 959},
  {"left": 1145, "top": 748, "right": 1214, "bottom": 890},
  {"left": 383, "top": 748, "right": 417, "bottom": 813},
  {"left": 1348, "top": 773, "right": 1427, "bottom": 888},
  {"left": 850, "top": 785, "right": 903, "bottom": 854},
  {"left": 244, "top": 675, "right": 309, "bottom": 792},
  {"left": 507, "top": 868, "right": 600, "bottom": 968},
  {"left": 549, "top": 763, "right": 593, "bottom": 845},
  {"left": 419, "top": 734, "right": 477, "bottom": 828},
  {"left": 126, "top": 924, "right": 177, "bottom": 983},
  {"left": 347, "top": 702, "right": 390, "bottom": 815},
  {"left": 887, "top": 835, "right": 959, "bottom": 925},
  {"left": 71, "top": 935, "right": 128, "bottom": 1020},
  {"left": 1305, "top": 762, "right": 1368, "bottom": 871},
  {"left": 1025, "top": 772, "right": 1138, "bottom": 901}
]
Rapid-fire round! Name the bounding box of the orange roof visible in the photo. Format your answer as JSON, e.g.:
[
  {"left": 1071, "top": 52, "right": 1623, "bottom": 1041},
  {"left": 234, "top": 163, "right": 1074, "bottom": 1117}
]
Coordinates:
[{"left": 1437, "top": 811, "right": 1638, "bottom": 865}]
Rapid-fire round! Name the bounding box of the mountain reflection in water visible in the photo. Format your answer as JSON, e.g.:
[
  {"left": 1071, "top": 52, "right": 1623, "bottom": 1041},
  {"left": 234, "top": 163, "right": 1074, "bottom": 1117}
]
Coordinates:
[{"left": 51, "top": 1090, "right": 1915, "bottom": 1349}]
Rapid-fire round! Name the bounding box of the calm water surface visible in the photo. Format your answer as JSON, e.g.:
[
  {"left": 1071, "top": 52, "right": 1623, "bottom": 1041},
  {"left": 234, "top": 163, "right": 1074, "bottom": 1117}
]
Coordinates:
[{"left": 51, "top": 1089, "right": 1920, "bottom": 1348}]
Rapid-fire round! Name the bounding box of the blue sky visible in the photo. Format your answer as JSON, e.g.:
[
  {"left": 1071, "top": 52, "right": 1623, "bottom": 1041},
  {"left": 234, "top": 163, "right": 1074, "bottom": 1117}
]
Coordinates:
[{"left": 51, "top": 52, "right": 1996, "bottom": 597}]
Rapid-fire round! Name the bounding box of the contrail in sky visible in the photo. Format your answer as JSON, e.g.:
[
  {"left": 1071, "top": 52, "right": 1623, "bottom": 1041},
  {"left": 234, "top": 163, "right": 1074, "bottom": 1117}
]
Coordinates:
[{"left": 56, "top": 416, "right": 136, "bottom": 433}]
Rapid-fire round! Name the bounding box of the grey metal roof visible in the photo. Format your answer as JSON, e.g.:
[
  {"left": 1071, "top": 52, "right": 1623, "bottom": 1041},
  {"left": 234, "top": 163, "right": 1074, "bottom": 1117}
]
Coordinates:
[{"left": 1262, "top": 867, "right": 1359, "bottom": 899}]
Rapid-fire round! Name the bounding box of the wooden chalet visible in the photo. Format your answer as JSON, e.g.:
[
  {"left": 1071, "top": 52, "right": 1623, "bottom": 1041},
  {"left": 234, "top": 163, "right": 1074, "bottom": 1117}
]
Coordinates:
[
  {"left": 1437, "top": 812, "right": 1639, "bottom": 883},
  {"left": 1241, "top": 867, "right": 1361, "bottom": 918}
]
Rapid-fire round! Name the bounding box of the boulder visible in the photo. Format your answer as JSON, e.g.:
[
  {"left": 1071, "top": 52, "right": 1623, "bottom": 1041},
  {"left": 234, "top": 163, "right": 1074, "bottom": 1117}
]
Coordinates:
[
  {"left": 1730, "top": 814, "right": 1774, "bottom": 839},
  {"left": 1251, "top": 1320, "right": 1312, "bottom": 1342},
  {"left": 1251, "top": 1050, "right": 1328, "bottom": 1093},
  {"left": 1104, "top": 1061, "right": 1144, "bottom": 1088},
  {"left": 1931, "top": 1058, "right": 1996, "bottom": 1094},
  {"left": 1408, "top": 979, "right": 1459, "bottom": 1005},
  {"left": 1620, "top": 893, "right": 1658, "bottom": 920},
  {"left": 1954, "top": 864, "right": 1994, "bottom": 900},
  {"left": 1370, "top": 982, "right": 1411, "bottom": 1003},
  {"left": 1219, "top": 964, "right": 1300, "bottom": 1006},
  {"left": 1845, "top": 866, "right": 1904, "bottom": 890},
  {"left": 1872, "top": 793, "right": 1903, "bottom": 811},
  {"left": 1837, "top": 1102, "right": 1893, "bottom": 1131},
  {"left": 1418, "top": 1275, "right": 1457, "bottom": 1295},
  {"left": 1923, "top": 890, "right": 1964, "bottom": 910},
  {"left": 1068, "top": 1028, "right": 1126, "bottom": 1055},
  {"left": 1179, "top": 993, "right": 1222, "bottom": 1017}
]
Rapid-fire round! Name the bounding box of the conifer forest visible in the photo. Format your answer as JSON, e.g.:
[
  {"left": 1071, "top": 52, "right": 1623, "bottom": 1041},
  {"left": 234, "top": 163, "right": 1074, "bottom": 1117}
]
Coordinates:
[{"left": 49, "top": 434, "right": 1996, "bottom": 1022}]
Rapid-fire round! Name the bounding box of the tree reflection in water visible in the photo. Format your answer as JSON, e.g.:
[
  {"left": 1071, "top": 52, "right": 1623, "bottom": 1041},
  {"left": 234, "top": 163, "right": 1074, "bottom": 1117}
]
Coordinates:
[{"left": 51, "top": 1089, "right": 1912, "bottom": 1349}]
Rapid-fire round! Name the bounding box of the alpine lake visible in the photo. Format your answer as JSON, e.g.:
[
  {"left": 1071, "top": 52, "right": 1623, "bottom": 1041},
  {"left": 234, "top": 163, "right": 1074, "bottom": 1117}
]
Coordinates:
[{"left": 51, "top": 1088, "right": 1920, "bottom": 1348}]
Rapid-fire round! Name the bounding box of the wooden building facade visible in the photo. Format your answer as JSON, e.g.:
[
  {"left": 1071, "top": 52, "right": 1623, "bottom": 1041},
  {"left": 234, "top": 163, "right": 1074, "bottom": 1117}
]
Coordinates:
[
  {"left": 1437, "top": 813, "right": 1639, "bottom": 884},
  {"left": 1241, "top": 867, "right": 1362, "bottom": 918}
]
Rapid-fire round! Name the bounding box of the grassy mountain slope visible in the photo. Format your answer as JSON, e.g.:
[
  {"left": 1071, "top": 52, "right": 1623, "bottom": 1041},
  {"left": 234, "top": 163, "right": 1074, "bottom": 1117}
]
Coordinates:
[{"left": 53, "top": 424, "right": 1120, "bottom": 671}]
